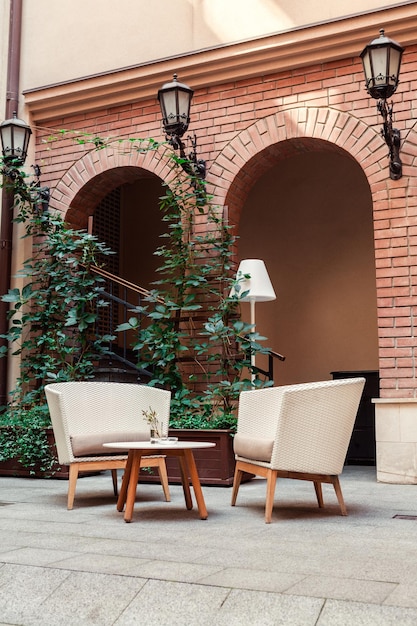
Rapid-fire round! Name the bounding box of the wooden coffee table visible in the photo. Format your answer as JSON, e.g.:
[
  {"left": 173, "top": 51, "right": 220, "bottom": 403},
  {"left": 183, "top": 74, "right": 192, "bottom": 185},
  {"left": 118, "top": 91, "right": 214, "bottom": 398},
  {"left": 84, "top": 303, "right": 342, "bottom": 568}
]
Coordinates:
[{"left": 103, "top": 440, "right": 215, "bottom": 522}]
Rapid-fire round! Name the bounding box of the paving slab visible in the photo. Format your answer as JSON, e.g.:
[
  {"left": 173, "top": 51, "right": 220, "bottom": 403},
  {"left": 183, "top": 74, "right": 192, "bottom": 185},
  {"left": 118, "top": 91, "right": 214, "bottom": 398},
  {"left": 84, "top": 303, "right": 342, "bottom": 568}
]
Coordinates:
[{"left": 1, "top": 466, "right": 417, "bottom": 625}]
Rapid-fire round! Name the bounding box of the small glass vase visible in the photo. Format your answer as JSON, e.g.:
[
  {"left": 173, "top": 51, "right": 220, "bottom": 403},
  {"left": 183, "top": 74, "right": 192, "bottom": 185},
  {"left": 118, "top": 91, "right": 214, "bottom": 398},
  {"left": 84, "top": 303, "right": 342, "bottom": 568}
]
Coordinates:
[{"left": 150, "top": 426, "right": 168, "bottom": 444}]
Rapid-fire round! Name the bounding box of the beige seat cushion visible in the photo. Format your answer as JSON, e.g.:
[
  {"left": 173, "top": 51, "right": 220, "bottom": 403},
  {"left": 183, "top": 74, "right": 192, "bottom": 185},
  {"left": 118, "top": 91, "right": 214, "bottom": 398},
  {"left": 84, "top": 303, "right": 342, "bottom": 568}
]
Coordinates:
[
  {"left": 71, "top": 431, "right": 149, "bottom": 456},
  {"left": 234, "top": 434, "right": 274, "bottom": 463}
]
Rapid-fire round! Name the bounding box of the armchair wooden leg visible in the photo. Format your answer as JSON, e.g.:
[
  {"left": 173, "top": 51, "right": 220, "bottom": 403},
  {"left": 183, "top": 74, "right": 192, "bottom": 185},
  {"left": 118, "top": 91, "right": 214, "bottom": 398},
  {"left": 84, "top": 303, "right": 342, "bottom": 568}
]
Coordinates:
[
  {"left": 68, "top": 464, "right": 79, "bottom": 510},
  {"left": 314, "top": 481, "right": 324, "bottom": 508},
  {"left": 111, "top": 469, "right": 118, "bottom": 496},
  {"left": 231, "top": 464, "right": 243, "bottom": 506},
  {"left": 265, "top": 469, "right": 277, "bottom": 524},
  {"left": 332, "top": 476, "right": 347, "bottom": 515}
]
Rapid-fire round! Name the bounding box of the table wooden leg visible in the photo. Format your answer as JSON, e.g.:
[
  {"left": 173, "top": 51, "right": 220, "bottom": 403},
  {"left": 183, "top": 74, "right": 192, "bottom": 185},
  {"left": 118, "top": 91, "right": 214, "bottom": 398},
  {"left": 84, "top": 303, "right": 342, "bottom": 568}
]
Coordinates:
[
  {"left": 183, "top": 449, "right": 208, "bottom": 520},
  {"left": 117, "top": 451, "right": 133, "bottom": 512},
  {"left": 124, "top": 451, "right": 142, "bottom": 523},
  {"left": 178, "top": 452, "right": 193, "bottom": 510}
]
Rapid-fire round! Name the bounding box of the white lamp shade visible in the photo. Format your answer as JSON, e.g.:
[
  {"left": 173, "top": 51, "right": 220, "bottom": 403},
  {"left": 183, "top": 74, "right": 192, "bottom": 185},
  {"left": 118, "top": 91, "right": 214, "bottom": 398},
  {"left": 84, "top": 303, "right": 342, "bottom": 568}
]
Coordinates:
[{"left": 231, "top": 259, "right": 276, "bottom": 302}]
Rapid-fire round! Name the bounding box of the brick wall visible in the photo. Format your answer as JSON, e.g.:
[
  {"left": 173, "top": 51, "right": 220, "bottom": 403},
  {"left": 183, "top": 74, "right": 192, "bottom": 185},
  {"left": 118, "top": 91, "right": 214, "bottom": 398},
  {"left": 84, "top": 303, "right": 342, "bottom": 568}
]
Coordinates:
[{"left": 34, "top": 45, "right": 417, "bottom": 397}]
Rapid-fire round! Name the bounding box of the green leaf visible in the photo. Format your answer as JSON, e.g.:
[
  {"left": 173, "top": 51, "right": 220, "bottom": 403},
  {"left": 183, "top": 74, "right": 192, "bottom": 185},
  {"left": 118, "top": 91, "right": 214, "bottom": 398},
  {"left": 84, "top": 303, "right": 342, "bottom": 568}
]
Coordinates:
[{"left": 1, "top": 288, "right": 21, "bottom": 303}]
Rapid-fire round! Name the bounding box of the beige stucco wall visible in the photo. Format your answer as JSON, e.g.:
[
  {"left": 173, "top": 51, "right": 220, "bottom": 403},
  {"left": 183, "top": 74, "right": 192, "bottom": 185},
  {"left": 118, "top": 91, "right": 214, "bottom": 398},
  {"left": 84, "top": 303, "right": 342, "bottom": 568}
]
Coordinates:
[
  {"left": 238, "top": 148, "right": 378, "bottom": 385},
  {"left": 20, "top": 0, "right": 399, "bottom": 90}
]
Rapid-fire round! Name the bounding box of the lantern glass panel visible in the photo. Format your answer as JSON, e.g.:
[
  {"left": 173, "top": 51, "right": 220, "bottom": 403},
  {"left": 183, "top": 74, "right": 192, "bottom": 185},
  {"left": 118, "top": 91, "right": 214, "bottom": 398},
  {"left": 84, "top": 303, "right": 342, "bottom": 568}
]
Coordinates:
[
  {"left": 370, "top": 46, "right": 388, "bottom": 88},
  {"left": 12, "top": 125, "right": 28, "bottom": 159},
  {"left": 389, "top": 46, "right": 402, "bottom": 85},
  {"left": 161, "top": 90, "right": 177, "bottom": 127},
  {"left": 361, "top": 50, "right": 372, "bottom": 85},
  {"left": 177, "top": 88, "right": 191, "bottom": 121},
  {"left": 0, "top": 125, "right": 12, "bottom": 158}
]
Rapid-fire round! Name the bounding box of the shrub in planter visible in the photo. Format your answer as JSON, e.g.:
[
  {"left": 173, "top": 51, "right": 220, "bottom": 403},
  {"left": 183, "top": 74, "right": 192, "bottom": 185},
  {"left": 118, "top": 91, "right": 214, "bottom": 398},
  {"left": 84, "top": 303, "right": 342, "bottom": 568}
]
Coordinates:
[{"left": 0, "top": 405, "right": 56, "bottom": 475}]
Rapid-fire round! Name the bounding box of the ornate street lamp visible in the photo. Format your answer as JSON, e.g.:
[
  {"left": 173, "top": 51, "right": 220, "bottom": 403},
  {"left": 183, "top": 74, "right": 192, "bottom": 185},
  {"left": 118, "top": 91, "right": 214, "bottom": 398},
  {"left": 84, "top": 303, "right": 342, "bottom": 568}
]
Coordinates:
[
  {"left": 158, "top": 74, "right": 206, "bottom": 180},
  {"left": 0, "top": 114, "right": 49, "bottom": 210},
  {"left": 0, "top": 113, "right": 49, "bottom": 407},
  {"left": 0, "top": 111, "right": 31, "bottom": 166},
  {"left": 0, "top": 111, "right": 33, "bottom": 409},
  {"left": 360, "top": 29, "right": 404, "bottom": 180}
]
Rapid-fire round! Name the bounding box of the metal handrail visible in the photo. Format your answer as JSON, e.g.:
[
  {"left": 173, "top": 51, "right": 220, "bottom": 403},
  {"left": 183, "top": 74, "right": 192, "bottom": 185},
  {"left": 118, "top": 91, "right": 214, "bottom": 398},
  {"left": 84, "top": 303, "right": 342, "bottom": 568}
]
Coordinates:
[
  {"left": 89, "top": 265, "right": 165, "bottom": 303},
  {"left": 90, "top": 265, "right": 284, "bottom": 383},
  {"left": 255, "top": 349, "right": 286, "bottom": 381}
]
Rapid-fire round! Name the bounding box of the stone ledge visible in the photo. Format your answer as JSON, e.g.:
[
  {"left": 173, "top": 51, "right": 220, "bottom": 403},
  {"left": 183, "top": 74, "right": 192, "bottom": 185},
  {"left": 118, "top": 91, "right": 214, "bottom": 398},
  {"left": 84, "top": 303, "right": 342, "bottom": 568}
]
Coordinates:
[{"left": 373, "top": 399, "right": 417, "bottom": 484}]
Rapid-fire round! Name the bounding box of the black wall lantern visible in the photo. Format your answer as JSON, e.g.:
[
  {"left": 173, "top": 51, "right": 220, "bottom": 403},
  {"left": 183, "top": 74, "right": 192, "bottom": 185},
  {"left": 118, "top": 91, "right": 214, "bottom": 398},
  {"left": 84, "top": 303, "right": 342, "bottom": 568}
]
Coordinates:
[
  {"left": 0, "top": 111, "right": 32, "bottom": 166},
  {"left": 360, "top": 29, "right": 404, "bottom": 180},
  {"left": 0, "top": 113, "right": 50, "bottom": 210},
  {"left": 158, "top": 74, "right": 206, "bottom": 180}
]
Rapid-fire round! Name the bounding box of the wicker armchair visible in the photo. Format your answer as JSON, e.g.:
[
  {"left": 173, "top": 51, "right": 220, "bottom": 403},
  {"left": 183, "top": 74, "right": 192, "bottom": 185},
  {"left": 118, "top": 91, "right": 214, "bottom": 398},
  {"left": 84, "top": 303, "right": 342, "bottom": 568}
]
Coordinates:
[
  {"left": 45, "top": 381, "right": 171, "bottom": 509},
  {"left": 231, "top": 377, "right": 365, "bottom": 523}
]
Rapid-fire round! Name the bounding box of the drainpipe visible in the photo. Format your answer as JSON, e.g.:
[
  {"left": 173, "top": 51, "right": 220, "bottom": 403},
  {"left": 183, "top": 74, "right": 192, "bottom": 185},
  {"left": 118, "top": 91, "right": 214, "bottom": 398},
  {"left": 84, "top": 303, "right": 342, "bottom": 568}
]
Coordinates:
[{"left": 0, "top": 0, "right": 23, "bottom": 408}]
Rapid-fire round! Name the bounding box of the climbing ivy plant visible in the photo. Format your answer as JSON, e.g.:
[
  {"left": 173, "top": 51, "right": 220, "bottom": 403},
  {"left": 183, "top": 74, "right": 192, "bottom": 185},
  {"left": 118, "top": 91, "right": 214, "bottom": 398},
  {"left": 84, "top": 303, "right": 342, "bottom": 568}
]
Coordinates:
[
  {"left": 0, "top": 132, "right": 274, "bottom": 456},
  {"left": 0, "top": 159, "right": 114, "bottom": 472},
  {"left": 109, "top": 139, "right": 274, "bottom": 427}
]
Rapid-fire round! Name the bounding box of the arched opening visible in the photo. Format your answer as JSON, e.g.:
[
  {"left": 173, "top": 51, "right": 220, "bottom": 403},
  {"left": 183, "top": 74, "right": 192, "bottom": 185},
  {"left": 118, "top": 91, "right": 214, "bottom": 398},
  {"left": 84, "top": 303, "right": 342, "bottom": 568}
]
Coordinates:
[
  {"left": 66, "top": 166, "right": 166, "bottom": 288},
  {"left": 65, "top": 167, "right": 166, "bottom": 367},
  {"left": 93, "top": 176, "right": 165, "bottom": 289},
  {"left": 237, "top": 139, "right": 378, "bottom": 388}
]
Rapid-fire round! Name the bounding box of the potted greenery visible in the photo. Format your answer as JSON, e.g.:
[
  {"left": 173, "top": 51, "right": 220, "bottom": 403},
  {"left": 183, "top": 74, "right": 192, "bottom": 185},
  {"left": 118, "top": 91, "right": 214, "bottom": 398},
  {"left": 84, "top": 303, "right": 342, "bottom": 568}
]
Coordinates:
[{"left": 0, "top": 404, "right": 57, "bottom": 476}]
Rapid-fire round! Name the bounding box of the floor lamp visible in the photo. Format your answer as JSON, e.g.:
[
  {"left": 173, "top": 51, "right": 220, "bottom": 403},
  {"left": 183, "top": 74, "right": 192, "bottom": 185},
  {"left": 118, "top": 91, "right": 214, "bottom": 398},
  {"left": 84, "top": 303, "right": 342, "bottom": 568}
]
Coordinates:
[{"left": 232, "top": 259, "right": 276, "bottom": 383}]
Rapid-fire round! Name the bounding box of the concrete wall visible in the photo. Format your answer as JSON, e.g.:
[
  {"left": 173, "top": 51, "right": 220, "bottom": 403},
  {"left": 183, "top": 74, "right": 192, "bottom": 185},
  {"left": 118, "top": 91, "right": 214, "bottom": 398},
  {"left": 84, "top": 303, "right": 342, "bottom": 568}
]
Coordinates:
[{"left": 20, "top": 0, "right": 396, "bottom": 89}]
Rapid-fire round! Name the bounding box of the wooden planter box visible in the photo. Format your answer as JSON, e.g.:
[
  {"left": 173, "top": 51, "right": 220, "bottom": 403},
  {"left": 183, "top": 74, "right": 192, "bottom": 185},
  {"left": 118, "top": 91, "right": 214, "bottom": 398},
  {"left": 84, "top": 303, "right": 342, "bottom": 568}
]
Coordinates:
[
  {"left": 140, "top": 428, "right": 242, "bottom": 487},
  {"left": 0, "top": 427, "right": 245, "bottom": 486}
]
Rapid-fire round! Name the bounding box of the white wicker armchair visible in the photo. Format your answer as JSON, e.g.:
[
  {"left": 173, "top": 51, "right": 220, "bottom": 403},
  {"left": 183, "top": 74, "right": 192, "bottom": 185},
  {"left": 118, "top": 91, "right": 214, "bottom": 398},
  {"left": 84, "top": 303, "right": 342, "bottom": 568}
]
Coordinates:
[
  {"left": 45, "top": 381, "right": 171, "bottom": 509},
  {"left": 231, "top": 377, "right": 365, "bottom": 523}
]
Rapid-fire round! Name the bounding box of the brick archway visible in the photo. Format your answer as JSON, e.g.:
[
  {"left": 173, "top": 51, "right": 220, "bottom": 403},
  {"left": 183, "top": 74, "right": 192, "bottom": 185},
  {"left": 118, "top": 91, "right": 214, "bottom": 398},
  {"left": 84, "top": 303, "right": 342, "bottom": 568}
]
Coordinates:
[
  {"left": 50, "top": 140, "right": 173, "bottom": 228},
  {"left": 209, "top": 106, "right": 391, "bottom": 225},
  {"left": 209, "top": 106, "right": 417, "bottom": 398}
]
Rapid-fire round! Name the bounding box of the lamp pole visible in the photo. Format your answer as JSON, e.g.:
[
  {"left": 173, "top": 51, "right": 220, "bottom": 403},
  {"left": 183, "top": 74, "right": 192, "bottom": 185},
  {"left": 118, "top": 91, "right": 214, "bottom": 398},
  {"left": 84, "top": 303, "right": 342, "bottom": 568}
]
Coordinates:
[{"left": 249, "top": 297, "right": 256, "bottom": 381}]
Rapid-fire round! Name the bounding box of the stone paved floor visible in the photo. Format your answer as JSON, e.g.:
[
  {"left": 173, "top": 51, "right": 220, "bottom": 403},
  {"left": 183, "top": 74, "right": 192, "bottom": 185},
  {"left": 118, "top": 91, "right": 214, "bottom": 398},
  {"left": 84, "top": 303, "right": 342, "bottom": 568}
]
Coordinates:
[{"left": 1, "top": 466, "right": 417, "bottom": 625}]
